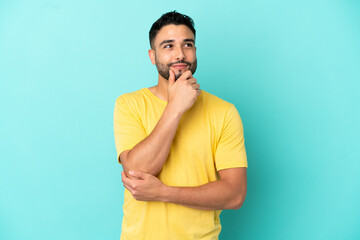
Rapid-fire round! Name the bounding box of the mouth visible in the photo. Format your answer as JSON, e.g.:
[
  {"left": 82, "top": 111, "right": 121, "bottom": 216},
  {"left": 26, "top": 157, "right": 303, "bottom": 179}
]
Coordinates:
[{"left": 171, "top": 64, "right": 188, "bottom": 70}]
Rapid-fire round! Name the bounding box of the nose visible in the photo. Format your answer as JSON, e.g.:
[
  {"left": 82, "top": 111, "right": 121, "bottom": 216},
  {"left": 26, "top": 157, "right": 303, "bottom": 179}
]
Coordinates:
[{"left": 174, "top": 46, "right": 185, "bottom": 60}]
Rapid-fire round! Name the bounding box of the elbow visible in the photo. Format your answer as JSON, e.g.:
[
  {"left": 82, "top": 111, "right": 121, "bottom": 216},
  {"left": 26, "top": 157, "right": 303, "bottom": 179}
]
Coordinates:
[
  {"left": 120, "top": 150, "right": 137, "bottom": 175},
  {"left": 229, "top": 192, "right": 247, "bottom": 210},
  {"left": 125, "top": 167, "right": 159, "bottom": 177},
  {"left": 121, "top": 150, "right": 160, "bottom": 176},
  {"left": 232, "top": 196, "right": 245, "bottom": 210}
]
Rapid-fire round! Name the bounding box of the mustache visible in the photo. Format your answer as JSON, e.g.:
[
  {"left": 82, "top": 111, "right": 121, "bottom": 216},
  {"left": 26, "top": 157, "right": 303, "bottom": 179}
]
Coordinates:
[{"left": 168, "top": 61, "right": 191, "bottom": 67}]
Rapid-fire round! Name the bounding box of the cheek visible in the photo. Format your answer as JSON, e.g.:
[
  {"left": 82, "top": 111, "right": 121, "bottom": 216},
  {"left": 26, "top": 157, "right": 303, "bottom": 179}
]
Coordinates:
[
  {"left": 163, "top": 53, "right": 173, "bottom": 62},
  {"left": 156, "top": 53, "right": 171, "bottom": 63},
  {"left": 185, "top": 49, "right": 196, "bottom": 59}
]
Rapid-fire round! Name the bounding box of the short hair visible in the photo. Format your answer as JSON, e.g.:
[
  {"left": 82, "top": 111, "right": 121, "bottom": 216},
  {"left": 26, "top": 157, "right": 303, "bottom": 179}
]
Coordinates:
[{"left": 149, "top": 11, "right": 196, "bottom": 49}]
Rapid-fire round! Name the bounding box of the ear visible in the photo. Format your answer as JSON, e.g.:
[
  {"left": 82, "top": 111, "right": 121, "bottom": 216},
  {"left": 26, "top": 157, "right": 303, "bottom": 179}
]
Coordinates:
[{"left": 148, "top": 49, "right": 156, "bottom": 65}]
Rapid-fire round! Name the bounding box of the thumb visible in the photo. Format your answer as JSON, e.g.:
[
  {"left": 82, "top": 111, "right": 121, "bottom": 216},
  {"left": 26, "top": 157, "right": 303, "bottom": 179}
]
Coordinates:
[
  {"left": 168, "top": 70, "right": 175, "bottom": 86},
  {"left": 129, "top": 170, "right": 145, "bottom": 180}
]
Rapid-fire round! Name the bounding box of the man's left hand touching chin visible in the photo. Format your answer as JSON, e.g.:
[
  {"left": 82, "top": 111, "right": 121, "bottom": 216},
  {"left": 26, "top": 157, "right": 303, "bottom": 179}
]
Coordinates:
[{"left": 121, "top": 171, "right": 168, "bottom": 201}]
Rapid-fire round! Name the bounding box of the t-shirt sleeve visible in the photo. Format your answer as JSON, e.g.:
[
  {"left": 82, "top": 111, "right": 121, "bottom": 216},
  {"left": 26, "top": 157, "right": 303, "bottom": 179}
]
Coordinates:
[
  {"left": 113, "top": 96, "right": 147, "bottom": 164},
  {"left": 214, "top": 104, "right": 248, "bottom": 171}
]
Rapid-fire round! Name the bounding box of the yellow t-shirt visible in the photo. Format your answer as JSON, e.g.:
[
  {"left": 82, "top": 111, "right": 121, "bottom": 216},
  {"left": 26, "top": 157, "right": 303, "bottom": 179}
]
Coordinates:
[{"left": 114, "top": 88, "right": 247, "bottom": 240}]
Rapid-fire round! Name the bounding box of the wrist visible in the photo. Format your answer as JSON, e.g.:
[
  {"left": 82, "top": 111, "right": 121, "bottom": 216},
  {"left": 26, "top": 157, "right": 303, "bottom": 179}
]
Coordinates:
[
  {"left": 161, "top": 185, "right": 175, "bottom": 203},
  {"left": 164, "top": 103, "right": 183, "bottom": 119}
]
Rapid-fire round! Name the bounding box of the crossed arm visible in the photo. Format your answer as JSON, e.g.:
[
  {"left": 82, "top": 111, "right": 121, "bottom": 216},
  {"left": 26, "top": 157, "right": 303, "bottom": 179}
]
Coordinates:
[
  {"left": 118, "top": 103, "right": 247, "bottom": 210},
  {"left": 121, "top": 167, "right": 247, "bottom": 210}
]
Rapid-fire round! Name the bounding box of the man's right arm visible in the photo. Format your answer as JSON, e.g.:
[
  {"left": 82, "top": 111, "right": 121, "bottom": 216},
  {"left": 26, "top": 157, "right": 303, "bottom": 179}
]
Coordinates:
[
  {"left": 120, "top": 70, "right": 200, "bottom": 177},
  {"left": 120, "top": 104, "right": 181, "bottom": 176}
]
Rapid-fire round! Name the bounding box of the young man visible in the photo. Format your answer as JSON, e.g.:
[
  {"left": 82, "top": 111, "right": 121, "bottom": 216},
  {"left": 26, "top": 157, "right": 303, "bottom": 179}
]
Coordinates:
[{"left": 114, "top": 11, "right": 248, "bottom": 240}]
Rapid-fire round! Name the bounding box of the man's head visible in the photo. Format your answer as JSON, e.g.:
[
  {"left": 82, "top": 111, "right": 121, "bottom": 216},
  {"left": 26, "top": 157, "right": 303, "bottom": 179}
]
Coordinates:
[
  {"left": 149, "top": 11, "right": 196, "bottom": 49},
  {"left": 148, "top": 11, "right": 197, "bottom": 81}
]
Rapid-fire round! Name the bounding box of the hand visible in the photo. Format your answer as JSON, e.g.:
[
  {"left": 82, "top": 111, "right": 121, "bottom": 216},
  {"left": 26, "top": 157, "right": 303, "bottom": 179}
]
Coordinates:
[
  {"left": 167, "top": 70, "right": 201, "bottom": 115},
  {"left": 121, "top": 170, "right": 168, "bottom": 201}
]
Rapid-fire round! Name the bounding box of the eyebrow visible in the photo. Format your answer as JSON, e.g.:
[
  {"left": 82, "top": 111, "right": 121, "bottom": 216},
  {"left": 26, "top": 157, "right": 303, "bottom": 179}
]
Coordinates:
[
  {"left": 183, "top": 39, "right": 195, "bottom": 43},
  {"left": 159, "top": 38, "right": 195, "bottom": 47}
]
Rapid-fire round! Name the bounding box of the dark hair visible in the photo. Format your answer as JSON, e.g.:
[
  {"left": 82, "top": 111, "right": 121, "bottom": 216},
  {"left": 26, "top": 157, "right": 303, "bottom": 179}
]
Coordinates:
[{"left": 149, "top": 11, "right": 196, "bottom": 49}]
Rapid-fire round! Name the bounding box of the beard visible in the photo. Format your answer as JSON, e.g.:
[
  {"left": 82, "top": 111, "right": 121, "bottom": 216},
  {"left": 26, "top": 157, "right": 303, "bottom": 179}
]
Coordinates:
[{"left": 155, "top": 58, "right": 197, "bottom": 81}]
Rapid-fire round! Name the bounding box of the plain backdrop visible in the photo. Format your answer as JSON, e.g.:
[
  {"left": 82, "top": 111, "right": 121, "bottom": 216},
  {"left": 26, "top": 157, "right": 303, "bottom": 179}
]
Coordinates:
[{"left": 0, "top": 0, "right": 359, "bottom": 239}]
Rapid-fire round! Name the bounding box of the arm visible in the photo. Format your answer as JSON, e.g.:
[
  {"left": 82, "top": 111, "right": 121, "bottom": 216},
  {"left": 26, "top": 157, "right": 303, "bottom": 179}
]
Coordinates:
[
  {"left": 120, "top": 70, "right": 201, "bottom": 176},
  {"left": 121, "top": 167, "right": 247, "bottom": 210},
  {"left": 167, "top": 167, "right": 247, "bottom": 210},
  {"left": 120, "top": 105, "right": 181, "bottom": 176}
]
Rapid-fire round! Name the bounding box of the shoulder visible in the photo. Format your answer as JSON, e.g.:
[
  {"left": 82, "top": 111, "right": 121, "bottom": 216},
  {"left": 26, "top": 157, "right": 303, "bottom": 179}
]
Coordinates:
[
  {"left": 200, "top": 90, "right": 235, "bottom": 113},
  {"left": 115, "top": 88, "right": 147, "bottom": 105},
  {"left": 114, "top": 89, "right": 150, "bottom": 116}
]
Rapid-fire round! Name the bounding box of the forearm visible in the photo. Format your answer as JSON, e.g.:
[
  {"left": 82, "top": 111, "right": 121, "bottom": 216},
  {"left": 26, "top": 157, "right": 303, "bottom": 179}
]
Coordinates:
[
  {"left": 124, "top": 104, "right": 181, "bottom": 176},
  {"left": 162, "top": 179, "right": 246, "bottom": 210}
]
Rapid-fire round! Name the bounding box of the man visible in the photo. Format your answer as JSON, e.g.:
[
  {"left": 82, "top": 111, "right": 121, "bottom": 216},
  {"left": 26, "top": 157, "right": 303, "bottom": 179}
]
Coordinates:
[{"left": 114, "top": 11, "right": 248, "bottom": 240}]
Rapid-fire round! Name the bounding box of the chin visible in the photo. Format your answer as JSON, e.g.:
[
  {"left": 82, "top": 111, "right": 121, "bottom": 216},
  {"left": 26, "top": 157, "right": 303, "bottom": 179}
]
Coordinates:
[{"left": 175, "top": 74, "right": 182, "bottom": 81}]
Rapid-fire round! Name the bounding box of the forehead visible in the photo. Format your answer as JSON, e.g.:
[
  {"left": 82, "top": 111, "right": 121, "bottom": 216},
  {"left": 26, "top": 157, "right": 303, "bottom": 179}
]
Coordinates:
[{"left": 154, "top": 24, "right": 195, "bottom": 46}]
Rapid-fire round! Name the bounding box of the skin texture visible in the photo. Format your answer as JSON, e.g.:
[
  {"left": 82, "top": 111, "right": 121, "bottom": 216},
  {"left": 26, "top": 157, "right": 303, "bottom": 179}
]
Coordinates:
[
  {"left": 122, "top": 168, "right": 247, "bottom": 210},
  {"left": 155, "top": 57, "right": 197, "bottom": 81},
  {"left": 120, "top": 24, "right": 247, "bottom": 210},
  {"left": 152, "top": 24, "right": 197, "bottom": 81}
]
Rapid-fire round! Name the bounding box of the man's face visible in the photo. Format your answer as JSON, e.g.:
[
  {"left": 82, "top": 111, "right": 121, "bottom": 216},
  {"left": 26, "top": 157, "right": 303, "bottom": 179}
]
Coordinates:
[{"left": 149, "top": 24, "right": 197, "bottom": 81}]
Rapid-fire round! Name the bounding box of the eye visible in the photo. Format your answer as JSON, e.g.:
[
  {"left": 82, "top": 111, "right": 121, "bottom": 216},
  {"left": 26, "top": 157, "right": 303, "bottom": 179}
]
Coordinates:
[
  {"left": 164, "top": 44, "right": 173, "bottom": 49},
  {"left": 185, "top": 43, "right": 193, "bottom": 47}
]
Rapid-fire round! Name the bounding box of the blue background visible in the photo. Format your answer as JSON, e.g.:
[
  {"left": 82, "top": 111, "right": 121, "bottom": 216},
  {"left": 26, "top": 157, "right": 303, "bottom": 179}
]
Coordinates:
[{"left": 1, "top": 0, "right": 359, "bottom": 239}]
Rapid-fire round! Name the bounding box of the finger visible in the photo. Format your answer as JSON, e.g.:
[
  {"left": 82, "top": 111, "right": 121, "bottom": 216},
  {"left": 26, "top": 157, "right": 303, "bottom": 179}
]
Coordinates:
[
  {"left": 187, "top": 78, "right": 197, "bottom": 84},
  {"left": 122, "top": 180, "right": 129, "bottom": 189},
  {"left": 193, "top": 83, "right": 200, "bottom": 90},
  {"left": 123, "top": 183, "right": 133, "bottom": 193},
  {"left": 122, "top": 171, "right": 131, "bottom": 181},
  {"left": 168, "top": 70, "right": 175, "bottom": 85},
  {"left": 122, "top": 176, "right": 135, "bottom": 191},
  {"left": 122, "top": 172, "right": 133, "bottom": 185},
  {"left": 178, "top": 70, "right": 193, "bottom": 81},
  {"left": 129, "top": 170, "right": 145, "bottom": 180},
  {"left": 121, "top": 171, "right": 126, "bottom": 180}
]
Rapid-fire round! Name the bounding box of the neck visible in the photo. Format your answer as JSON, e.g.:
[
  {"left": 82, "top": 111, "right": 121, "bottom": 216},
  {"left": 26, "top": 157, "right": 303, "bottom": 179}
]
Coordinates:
[{"left": 149, "top": 74, "right": 169, "bottom": 102}]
